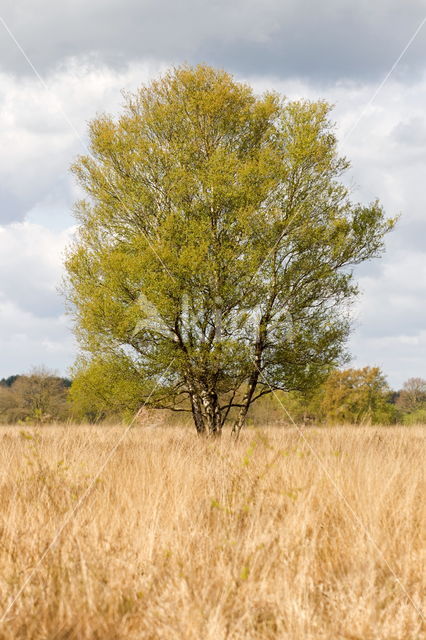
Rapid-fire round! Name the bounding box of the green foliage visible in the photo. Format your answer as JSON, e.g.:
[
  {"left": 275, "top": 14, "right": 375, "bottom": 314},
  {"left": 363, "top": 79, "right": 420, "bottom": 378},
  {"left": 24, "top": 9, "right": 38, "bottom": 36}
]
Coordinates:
[
  {"left": 402, "top": 408, "right": 426, "bottom": 425},
  {"left": 244, "top": 390, "right": 317, "bottom": 425},
  {"left": 65, "top": 65, "right": 394, "bottom": 434},
  {"left": 69, "top": 356, "right": 147, "bottom": 422}
]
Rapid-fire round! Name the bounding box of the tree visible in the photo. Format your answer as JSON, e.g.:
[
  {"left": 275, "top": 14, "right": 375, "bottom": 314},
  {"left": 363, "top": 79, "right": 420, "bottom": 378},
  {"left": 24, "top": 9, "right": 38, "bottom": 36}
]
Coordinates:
[
  {"left": 0, "top": 368, "right": 70, "bottom": 424},
  {"left": 65, "top": 65, "right": 394, "bottom": 436},
  {"left": 396, "top": 377, "right": 426, "bottom": 413},
  {"left": 319, "top": 367, "right": 396, "bottom": 425}
]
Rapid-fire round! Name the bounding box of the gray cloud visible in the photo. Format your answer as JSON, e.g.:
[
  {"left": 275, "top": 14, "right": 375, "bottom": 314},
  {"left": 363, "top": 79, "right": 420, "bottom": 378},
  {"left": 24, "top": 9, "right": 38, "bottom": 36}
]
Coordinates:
[
  {"left": 392, "top": 116, "right": 426, "bottom": 147},
  {"left": 1, "top": 0, "right": 426, "bottom": 83}
]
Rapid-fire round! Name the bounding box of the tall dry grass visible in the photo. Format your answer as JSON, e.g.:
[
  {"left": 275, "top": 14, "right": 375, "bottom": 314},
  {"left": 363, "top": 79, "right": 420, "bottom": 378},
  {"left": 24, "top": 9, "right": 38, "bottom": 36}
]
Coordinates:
[{"left": 0, "top": 424, "right": 424, "bottom": 639}]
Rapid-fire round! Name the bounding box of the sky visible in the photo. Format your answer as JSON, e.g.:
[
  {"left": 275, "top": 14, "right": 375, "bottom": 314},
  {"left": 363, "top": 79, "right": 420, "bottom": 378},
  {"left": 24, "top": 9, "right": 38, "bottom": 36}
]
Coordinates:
[{"left": 0, "top": 0, "right": 425, "bottom": 388}]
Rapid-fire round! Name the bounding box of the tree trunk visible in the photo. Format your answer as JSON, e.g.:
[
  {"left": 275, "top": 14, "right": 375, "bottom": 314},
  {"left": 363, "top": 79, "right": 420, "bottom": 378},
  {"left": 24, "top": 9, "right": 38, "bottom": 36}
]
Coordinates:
[
  {"left": 231, "top": 369, "right": 259, "bottom": 439},
  {"left": 189, "top": 391, "right": 206, "bottom": 434},
  {"left": 200, "top": 389, "right": 222, "bottom": 436},
  {"left": 186, "top": 374, "right": 221, "bottom": 436},
  {"left": 231, "top": 319, "right": 267, "bottom": 438}
]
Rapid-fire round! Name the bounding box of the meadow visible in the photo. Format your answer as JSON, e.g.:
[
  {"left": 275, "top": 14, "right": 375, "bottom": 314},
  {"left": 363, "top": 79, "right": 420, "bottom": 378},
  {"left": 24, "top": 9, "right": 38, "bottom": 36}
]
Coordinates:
[{"left": 0, "top": 423, "right": 424, "bottom": 639}]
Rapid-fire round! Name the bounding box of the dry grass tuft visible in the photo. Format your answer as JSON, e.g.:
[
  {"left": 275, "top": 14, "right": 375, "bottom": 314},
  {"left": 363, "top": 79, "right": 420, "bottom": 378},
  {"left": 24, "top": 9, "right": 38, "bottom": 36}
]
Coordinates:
[{"left": 0, "top": 424, "right": 424, "bottom": 639}]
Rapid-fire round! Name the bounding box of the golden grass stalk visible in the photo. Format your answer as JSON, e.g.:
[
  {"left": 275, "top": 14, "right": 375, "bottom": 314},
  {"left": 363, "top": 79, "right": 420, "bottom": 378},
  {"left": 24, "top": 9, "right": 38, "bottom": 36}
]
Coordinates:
[{"left": 0, "top": 424, "right": 424, "bottom": 639}]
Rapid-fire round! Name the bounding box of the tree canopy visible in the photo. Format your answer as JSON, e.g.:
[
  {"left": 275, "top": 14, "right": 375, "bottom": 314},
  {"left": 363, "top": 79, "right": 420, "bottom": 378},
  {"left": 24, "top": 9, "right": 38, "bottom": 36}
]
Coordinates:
[
  {"left": 396, "top": 377, "right": 426, "bottom": 413},
  {"left": 318, "top": 366, "right": 396, "bottom": 425},
  {"left": 65, "top": 65, "right": 394, "bottom": 435},
  {"left": 0, "top": 368, "right": 70, "bottom": 424}
]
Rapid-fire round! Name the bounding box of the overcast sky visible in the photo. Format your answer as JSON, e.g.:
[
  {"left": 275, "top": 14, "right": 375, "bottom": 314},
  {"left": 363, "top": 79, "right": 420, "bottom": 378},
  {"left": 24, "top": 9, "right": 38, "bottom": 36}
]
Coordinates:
[{"left": 0, "top": 0, "right": 425, "bottom": 388}]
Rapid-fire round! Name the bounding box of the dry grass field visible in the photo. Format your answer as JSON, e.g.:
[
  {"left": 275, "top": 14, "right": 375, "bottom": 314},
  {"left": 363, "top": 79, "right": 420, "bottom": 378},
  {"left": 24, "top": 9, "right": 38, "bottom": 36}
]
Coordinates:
[{"left": 0, "top": 423, "right": 424, "bottom": 639}]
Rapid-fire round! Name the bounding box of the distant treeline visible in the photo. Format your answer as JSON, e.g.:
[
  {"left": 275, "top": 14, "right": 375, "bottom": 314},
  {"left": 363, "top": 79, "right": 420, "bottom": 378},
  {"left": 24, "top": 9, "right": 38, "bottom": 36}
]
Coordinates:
[
  {"left": 247, "top": 369, "right": 426, "bottom": 427},
  {"left": 0, "top": 374, "right": 71, "bottom": 388},
  {"left": 0, "top": 366, "right": 425, "bottom": 426}
]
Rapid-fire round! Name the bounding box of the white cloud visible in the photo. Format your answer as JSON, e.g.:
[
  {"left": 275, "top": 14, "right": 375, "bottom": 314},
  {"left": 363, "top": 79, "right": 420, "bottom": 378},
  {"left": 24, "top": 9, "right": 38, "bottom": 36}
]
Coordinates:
[
  {"left": 0, "top": 60, "right": 167, "bottom": 224},
  {"left": 0, "top": 222, "right": 77, "bottom": 377},
  {"left": 0, "top": 299, "right": 76, "bottom": 378},
  {"left": 0, "top": 222, "right": 74, "bottom": 317}
]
